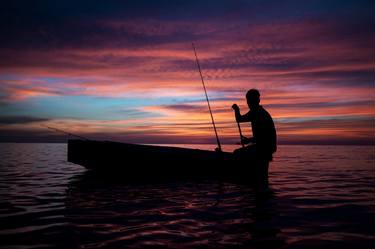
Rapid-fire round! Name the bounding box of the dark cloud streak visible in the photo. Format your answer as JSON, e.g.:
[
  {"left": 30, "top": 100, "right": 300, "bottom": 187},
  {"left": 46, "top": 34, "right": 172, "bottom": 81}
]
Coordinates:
[
  {"left": 0, "top": 116, "right": 50, "bottom": 124},
  {"left": 1, "top": 0, "right": 374, "bottom": 50}
]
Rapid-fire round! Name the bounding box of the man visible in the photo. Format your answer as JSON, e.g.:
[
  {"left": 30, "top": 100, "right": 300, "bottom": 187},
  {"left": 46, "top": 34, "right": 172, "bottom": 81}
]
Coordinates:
[{"left": 232, "top": 89, "right": 277, "bottom": 187}]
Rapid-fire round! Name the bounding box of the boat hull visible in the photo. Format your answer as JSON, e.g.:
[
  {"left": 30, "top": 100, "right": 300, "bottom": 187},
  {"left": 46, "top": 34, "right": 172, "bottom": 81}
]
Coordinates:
[{"left": 67, "top": 139, "right": 256, "bottom": 181}]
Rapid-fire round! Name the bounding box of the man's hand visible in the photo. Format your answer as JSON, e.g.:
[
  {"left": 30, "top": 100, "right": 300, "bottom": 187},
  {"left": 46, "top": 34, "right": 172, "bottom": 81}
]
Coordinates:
[
  {"left": 241, "top": 136, "right": 253, "bottom": 145},
  {"left": 232, "top": 104, "right": 239, "bottom": 112}
]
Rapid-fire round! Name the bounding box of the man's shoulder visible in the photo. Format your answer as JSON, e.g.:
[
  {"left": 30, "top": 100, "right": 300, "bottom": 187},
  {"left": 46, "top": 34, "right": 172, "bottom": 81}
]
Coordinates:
[
  {"left": 259, "top": 106, "right": 270, "bottom": 114},
  {"left": 259, "top": 106, "right": 274, "bottom": 119}
]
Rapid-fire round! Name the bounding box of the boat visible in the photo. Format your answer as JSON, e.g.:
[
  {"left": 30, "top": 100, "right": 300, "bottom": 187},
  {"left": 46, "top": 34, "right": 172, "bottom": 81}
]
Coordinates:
[{"left": 67, "top": 139, "right": 257, "bottom": 181}]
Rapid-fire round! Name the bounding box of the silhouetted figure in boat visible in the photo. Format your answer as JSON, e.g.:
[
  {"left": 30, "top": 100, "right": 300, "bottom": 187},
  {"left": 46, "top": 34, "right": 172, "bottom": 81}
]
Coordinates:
[{"left": 232, "top": 89, "right": 277, "bottom": 188}]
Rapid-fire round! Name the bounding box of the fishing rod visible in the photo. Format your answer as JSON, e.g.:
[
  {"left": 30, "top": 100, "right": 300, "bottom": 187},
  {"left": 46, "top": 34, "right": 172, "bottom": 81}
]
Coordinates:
[
  {"left": 192, "top": 43, "right": 222, "bottom": 152},
  {"left": 41, "top": 125, "right": 89, "bottom": 140}
]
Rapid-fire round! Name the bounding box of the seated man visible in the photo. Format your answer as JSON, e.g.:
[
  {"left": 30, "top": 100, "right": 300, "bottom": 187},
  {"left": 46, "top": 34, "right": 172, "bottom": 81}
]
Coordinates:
[{"left": 232, "top": 89, "right": 277, "bottom": 187}]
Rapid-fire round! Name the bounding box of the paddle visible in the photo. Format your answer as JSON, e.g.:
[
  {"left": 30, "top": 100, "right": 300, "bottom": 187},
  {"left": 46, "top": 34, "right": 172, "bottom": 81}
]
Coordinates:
[{"left": 236, "top": 121, "right": 245, "bottom": 148}]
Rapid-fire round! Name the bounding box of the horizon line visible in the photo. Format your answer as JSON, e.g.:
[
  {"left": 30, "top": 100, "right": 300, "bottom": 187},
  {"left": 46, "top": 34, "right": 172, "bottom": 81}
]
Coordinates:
[{"left": 0, "top": 141, "right": 374, "bottom": 146}]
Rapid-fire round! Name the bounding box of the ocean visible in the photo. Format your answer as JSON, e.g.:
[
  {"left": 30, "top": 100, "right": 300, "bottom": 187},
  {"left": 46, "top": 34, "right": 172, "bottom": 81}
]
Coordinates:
[{"left": 0, "top": 143, "right": 374, "bottom": 248}]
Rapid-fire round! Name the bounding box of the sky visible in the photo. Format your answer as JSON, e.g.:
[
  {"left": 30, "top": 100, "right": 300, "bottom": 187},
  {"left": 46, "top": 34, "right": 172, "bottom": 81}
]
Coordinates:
[{"left": 0, "top": 0, "right": 374, "bottom": 145}]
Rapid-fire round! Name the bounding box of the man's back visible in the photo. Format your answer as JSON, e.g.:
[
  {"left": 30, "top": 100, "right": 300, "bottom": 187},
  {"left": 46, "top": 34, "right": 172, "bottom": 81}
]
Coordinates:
[{"left": 250, "top": 106, "right": 277, "bottom": 160}]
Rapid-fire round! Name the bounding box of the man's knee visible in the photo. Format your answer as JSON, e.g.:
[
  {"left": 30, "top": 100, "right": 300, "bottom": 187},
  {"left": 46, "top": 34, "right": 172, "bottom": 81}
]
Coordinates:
[{"left": 255, "top": 160, "right": 269, "bottom": 176}]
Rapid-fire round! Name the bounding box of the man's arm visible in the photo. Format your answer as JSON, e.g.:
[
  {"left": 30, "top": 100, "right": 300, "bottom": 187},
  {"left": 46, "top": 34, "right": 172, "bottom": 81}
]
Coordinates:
[{"left": 232, "top": 104, "right": 251, "bottom": 123}]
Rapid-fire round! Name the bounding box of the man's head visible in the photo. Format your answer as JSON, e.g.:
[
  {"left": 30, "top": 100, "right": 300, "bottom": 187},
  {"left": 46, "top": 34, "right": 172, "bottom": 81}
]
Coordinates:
[{"left": 246, "top": 89, "right": 260, "bottom": 109}]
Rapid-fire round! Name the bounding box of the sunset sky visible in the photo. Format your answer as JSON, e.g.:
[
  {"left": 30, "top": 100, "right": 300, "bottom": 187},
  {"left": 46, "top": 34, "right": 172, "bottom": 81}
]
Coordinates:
[{"left": 1, "top": 0, "right": 374, "bottom": 144}]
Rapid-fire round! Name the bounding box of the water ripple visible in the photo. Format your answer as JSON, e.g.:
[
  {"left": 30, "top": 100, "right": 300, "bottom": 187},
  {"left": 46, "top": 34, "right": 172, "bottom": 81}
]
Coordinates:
[{"left": 0, "top": 144, "right": 375, "bottom": 248}]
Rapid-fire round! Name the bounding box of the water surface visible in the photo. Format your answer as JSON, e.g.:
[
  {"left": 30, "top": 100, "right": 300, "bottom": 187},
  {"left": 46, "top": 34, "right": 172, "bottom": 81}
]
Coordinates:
[{"left": 0, "top": 143, "right": 374, "bottom": 248}]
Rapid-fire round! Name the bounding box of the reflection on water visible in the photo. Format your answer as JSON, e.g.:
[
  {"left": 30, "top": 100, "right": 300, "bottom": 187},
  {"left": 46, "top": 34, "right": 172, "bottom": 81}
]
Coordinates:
[
  {"left": 0, "top": 143, "right": 375, "bottom": 248},
  {"left": 66, "top": 171, "right": 285, "bottom": 248}
]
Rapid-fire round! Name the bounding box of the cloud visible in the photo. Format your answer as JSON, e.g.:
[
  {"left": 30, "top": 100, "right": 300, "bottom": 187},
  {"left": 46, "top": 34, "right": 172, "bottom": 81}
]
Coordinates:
[
  {"left": 0, "top": 116, "right": 50, "bottom": 124},
  {"left": 1, "top": 115, "right": 374, "bottom": 145},
  {"left": 267, "top": 100, "right": 375, "bottom": 110},
  {"left": 161, "top": 104, "right": 206, "bottom": 112}
]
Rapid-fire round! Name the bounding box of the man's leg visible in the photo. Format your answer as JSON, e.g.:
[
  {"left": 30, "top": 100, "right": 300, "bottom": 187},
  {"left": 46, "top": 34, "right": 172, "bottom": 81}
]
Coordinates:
[{"left": 256, "top": 159, "right": 269, "bottom": 189}]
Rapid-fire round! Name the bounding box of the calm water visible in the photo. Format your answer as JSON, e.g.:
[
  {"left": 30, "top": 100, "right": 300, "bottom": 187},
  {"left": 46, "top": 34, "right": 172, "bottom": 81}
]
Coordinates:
[{"left": 0, "top": 143, "right": 374, "bottom": 249}]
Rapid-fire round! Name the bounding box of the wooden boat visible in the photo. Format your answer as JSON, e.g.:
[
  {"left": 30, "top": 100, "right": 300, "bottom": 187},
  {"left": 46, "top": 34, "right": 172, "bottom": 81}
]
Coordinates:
[{"left": 68, "top": 139, "right": 257, "bottom": 181}]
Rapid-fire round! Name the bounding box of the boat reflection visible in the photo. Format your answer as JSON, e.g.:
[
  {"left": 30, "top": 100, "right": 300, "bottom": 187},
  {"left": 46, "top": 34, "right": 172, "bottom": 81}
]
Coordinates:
[{"left": 65, "top": 170, "right": 286, "bottom": 249}]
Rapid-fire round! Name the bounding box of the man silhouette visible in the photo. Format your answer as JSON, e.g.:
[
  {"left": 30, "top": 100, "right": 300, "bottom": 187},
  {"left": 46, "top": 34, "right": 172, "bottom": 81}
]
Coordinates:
[{"left": 232, "top": 89, "right": 277, "bottom": 187}]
